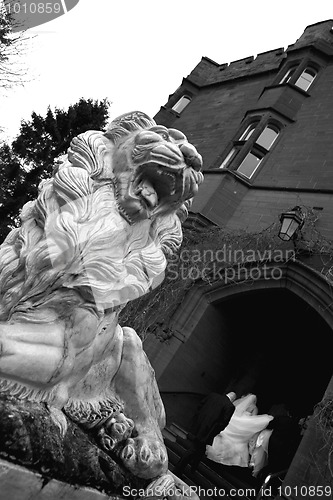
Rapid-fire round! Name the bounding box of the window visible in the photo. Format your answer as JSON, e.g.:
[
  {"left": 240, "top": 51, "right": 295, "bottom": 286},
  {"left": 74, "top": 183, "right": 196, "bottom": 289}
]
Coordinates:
[
  {"left": 237, "top": 124, "right": 279, "bottom": 178},
  {"left": 279, "top": 66, "right": 297, "bottom": 84},
  {"left": 220, "top": 121, "right": 260, "bottom": 170},
  {"left": 237, "top": 152, "right": 262, "bottom": 178},
  {"left": 220, "top": 148, "right": 238, "bottom": 168},
  {"left": 294, "top": 68, "right": 317, "bottom": 91},
  {"left": 279, "top": 64, "right": 318, "bottom": 91},
  {"left": 256, "top": 125, "right": 279, "bottom": 150},
  {"left": 239, "top": 122, "right": 258, "bottom": 141},
  {"left": 220, "top": 120, "right": 281, "bottom": 179},
  {"left": 171, "top": 95, "right": 191, "bottom": 113}
]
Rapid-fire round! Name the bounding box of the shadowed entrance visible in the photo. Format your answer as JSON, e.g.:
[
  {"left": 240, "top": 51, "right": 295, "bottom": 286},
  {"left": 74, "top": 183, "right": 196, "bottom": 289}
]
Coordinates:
[
  {"left": 160, "top": 287, "right": 333, "bottom": 425},
  {"left": 219, "top": 288, "right": 332, "bottom": 418}
]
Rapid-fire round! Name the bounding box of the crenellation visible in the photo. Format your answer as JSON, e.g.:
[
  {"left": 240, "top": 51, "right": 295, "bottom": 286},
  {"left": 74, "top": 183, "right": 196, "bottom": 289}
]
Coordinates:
[
  {"left": 229, "top": 56, "right": 255, "bottom": 66},
  {"left": 182, "top": 22, "right": 333, "bottom": 90},
  {"left": 187, "top": 49, "right": 286, "bottom": 87}
]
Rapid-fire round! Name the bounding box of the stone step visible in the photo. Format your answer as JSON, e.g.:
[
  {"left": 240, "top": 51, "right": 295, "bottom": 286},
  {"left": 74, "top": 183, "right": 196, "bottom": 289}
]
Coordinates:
[
  {"left": 175, "top": 467, "right": 233, "bottom": 500},
  {"left": 163, "top": 424, "right": 259, "bottom": 500},
  {"left": 162, "top": 426, "right": 178, "bottom": 442},
  {"left": 169, "top": 422, "right": 190, "bottom": 440},
  {"left": 163, "top": 434, "right": 195, "bottom": 471},
  {"left": 200, "top": 462, "right": 258, "bottom": 498},
  {"left": 166, "top": 448, "right": 180, "bottom": 469}
]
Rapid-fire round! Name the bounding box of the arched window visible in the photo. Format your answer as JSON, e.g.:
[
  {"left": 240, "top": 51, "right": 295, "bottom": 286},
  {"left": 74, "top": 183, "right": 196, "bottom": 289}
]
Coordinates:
[
  {"left": 171, "top": 95, "right": 191, "bottom": 113},
  {"left": 279, "top": 66, "right": 298, "bottom": 85},
  {"left": 220, "top": 122, "right": 259, "bottom": 169},
  {"left": 220, "top": 120, "right": 281, "bottom": 179},
  {"left": 256, "top": 125, "right": 279, "bottom": 150},
  {"left": 279, "top": 64, "right": 318, "bottom": 92},
  {"left": 294, "top": 68, "right": 317, "bottom": 91},
  {"left": 220, "top": 148, "right": 238, "bottom": 169},
  {"left": 237, "top": 124, "right": 280, "bottom": 178},
  {"left": 239, "top": 122, "right": 258, "bottom": 141}
]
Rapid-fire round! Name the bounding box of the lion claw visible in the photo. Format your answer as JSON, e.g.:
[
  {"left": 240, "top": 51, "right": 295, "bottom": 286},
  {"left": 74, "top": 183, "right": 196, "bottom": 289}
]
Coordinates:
[
  {"left": 104, "top": 412, "right": 134, "bottom": 441},
  {"left": 97, "top": 412, "right": 134, "bottom": 451},
  {"left": 120, "top": 435, "right": 168, "bottom": 479},
  {"left": 97, "top": 427, "right": 117, "bottom": 450},
  {"left": 47, "top": 405, "right": 68, "bottom": 437}
]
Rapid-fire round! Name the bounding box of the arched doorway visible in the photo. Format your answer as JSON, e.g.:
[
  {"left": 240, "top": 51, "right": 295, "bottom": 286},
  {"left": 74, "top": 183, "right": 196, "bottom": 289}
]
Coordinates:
[
  {"left": 215, "top": 288, "right": 332, "bottom": 418},
  {"left": 158, "top": 261, "right": 333, "bottom": 418},
  {"left": 155, "top": 260, "right": 333, "bottom": 490}
]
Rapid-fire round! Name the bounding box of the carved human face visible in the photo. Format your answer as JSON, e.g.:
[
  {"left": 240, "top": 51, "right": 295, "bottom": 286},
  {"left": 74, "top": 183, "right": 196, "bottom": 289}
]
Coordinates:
[{"left": 111, "top": 125, "right": 203, "bottom": 223}]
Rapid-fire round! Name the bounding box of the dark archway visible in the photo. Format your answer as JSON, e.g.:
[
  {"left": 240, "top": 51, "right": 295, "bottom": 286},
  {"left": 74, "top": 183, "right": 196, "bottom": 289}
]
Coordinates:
[
  {"left": 158, "top": 260, "right": 333, "bottom": 425},
  {"left": 217, "top": 288, "right": 333, "bottom": 419},
  {"left": 156, "top": 260, "right": 333, "bottom": 491}
]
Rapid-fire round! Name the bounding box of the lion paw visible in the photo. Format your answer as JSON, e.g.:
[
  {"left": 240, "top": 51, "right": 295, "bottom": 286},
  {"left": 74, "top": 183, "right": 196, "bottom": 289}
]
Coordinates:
[
  {"left": 145, "top": 472, "right": 200, "bottom": 499},
  {"left": 120, "top": 435, "right": 168, "bottom": 479},
  {"left": 97, "top": 412, "right": 134, "bottom": 451}
]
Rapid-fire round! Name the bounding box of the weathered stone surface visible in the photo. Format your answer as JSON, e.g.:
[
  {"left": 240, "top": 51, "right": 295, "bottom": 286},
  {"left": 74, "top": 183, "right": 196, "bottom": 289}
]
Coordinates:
[
  {"left": 0, "top": 458, "right": 122, "bottom": 500},
  {"left": 0, "top": 395, "right": 139, "bottom": 497}
]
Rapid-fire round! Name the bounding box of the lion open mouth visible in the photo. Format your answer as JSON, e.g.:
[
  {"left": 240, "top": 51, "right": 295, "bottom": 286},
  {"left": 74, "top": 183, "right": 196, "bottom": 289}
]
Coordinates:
[{"left": 130, "top": 163, "right": 183, "bottom": 214}]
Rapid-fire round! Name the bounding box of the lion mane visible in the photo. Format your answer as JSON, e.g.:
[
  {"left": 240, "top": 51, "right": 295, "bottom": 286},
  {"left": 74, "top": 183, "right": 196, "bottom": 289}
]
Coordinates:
[{"left": 0, "top": 112, "right": 203, "bottom": 322}]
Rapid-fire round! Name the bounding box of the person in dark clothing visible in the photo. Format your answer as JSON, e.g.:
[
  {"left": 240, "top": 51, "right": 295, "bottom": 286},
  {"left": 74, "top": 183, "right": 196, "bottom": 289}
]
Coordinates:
[
  {"left": 173, "top": 391, "right": 236, "bottom": 477},
  {"left": 256, "top": 403, "right": 302, "bottom": 482},
  {"left": 265, "top": 414, "right": 301, "bottom": 472}
]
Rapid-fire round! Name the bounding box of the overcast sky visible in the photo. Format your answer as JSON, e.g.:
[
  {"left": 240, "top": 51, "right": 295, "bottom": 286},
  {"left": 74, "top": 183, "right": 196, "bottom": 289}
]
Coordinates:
[{"left": 1, "top": 0, "right": 332, "bottom": 141}]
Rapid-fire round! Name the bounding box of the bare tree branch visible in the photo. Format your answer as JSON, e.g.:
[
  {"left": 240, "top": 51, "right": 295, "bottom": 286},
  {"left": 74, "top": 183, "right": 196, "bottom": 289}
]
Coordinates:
[{"left": 0, "top": 0, "right": 31, "bottom": 90}]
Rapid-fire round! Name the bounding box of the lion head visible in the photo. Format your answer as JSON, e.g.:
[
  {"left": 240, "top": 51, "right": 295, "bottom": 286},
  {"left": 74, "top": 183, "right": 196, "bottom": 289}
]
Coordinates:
[
  {"left": 102, "top": 111, "right": 203, "bottom": 224},
  {"left": 0, "top": 112, "right": 203, "bottom": 319}
]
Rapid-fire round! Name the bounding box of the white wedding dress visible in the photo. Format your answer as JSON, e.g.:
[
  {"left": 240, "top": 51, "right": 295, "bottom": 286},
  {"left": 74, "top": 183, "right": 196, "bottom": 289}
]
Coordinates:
[
  {"left": 249, "top": 428, "right": 273, "bottom": 476},
  {"left": 206, "top": 394, "right": 273, "bottom": 468}
]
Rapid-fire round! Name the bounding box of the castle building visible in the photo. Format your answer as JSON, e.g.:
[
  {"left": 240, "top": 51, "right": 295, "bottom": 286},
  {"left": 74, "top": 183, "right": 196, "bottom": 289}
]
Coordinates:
[{"left": 148, "top": 20, "right": 333, "bottom": 494}]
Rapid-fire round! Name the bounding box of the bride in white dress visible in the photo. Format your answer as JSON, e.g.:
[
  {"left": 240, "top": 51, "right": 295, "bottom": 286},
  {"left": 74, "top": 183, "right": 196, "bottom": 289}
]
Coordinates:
[{"left": 206, "top": 394, "right": 273, "bottom": 468}]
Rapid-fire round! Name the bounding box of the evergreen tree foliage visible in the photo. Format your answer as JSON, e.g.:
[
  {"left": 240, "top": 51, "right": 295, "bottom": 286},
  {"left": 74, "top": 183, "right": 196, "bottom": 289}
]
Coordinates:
[{"left": 0, "top": 98, "right": 110, "bottom": 242}]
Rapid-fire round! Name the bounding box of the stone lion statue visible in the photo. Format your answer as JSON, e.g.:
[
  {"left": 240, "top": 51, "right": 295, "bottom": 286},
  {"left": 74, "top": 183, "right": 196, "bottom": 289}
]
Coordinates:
[{"left": 0, "top": 112, "right": 203, "bottom": 495}]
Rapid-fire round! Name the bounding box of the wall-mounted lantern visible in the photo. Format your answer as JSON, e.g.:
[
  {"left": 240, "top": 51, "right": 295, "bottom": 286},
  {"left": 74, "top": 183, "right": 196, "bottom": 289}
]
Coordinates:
[{"left": 278, "top": 206, "right": 305, "bottom": 241}]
